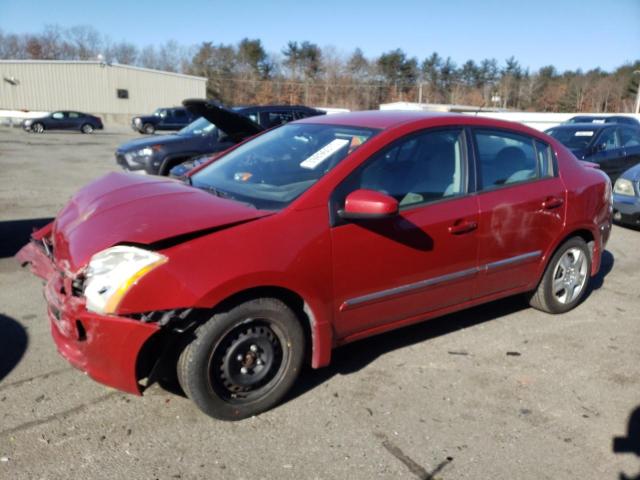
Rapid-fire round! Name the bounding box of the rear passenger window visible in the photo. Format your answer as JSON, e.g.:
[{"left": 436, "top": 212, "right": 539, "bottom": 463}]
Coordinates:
[
  {"left": 266, "top": 111, "right": 295, "bottom": 128},
  {"left": 474, "top": 130, "right": 542, "bottom": 190}
]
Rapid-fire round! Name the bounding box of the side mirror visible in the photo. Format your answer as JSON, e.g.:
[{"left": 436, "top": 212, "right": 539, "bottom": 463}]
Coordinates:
[{"left": 338, "top": 189, "right": 399, "bottom": 220}]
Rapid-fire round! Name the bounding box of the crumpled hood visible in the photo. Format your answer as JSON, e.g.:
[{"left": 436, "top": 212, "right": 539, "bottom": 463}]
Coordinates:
[{"left": 52, "top": 172, "right": 271, "bottom": 272}]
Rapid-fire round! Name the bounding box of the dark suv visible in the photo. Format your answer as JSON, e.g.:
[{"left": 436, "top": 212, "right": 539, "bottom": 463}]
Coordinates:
[
  {"left": 131, "top": 107, "right": 196, "bottom": 134},
  {"left": 117, "top": 102, "right": 325, "bottom": 176},
  {"left": 564, "top": 115, "right": 640, "bottom": 127}
]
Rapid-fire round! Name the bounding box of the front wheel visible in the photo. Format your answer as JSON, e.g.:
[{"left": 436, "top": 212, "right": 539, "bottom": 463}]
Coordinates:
[
  {"left": 177, "top": 298, "right": 305, "bottom": 420},
  {"left": 529, "top": 237, "right": 591, "bottom": 314},
  {"left": 142, "top": 123, "right": 155, "bottom": 135},
  {"left": 32, "top": 122, "right": 44, "bottom": 133}
]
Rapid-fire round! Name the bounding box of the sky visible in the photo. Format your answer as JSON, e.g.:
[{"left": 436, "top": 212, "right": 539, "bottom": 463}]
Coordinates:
[{"left": 1, "top": 0, "right": 639, "bottom": 72}]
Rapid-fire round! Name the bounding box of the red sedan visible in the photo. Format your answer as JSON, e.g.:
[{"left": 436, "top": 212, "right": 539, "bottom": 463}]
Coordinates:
[{"left": 18, "top": 111, "right": 612, "bottom": 420}]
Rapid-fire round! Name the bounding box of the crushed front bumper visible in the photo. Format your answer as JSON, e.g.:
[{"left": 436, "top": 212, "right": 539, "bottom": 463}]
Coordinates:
[{"left": 17, "top": 239, "right": 159, "bottom": 395}]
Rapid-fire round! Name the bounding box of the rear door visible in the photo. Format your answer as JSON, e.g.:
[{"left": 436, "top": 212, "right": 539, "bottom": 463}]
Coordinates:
[
  {"left": 589, "top": 127, "right": 626, "bottom": 182},
  {"left": 618, "top": 126, "right": 640, "bottom": 173},
  {"left": 330, "top": 127, "right": 480, "bottom": 340},
  {"left": 472, "top": 128, "right": 566, "bottom": 298},
  {"left": 68, "top": 112, "right": 82, "bottom": 129},
  {"left": 172, "top": 109, "right": 190, "bottom": 129}
]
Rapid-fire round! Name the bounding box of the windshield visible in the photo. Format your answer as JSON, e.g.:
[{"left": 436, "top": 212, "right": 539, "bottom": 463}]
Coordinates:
[
  {"left": 191, "top": 123, "right": 377, "bottom": 210},
  {"left": 546, "top": 127, "right": 596, "bottom": 150},
  {"left": 178, "top": 117, "right": 218, "bottom": 136}
]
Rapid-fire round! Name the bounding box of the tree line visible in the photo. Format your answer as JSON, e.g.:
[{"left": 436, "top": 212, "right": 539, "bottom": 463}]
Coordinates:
[{"left": 1, "top": 25, "right": 638, "bottom": 112}]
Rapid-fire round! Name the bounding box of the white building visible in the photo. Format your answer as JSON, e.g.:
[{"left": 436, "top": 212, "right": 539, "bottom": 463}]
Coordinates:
[{"left": 0, "top": 60, "right": 206, "bottom": 125}]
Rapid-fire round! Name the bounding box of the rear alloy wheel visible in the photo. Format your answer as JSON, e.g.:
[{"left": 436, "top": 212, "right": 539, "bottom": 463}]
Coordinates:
[
  {"left": 177, "top": 298, "right": 305, "bottom": 420},
  {"left": 81, "top": 123, "right": 94, "bottom": 134},
  {"left": 529, "top": 237, "right": 591, "bottom": 314},
  {"left": 32, "top": 122, "right": 44, "bottom": 133},
  {"left": 143, "top": 123, "right": 155, "bottom": 135}
]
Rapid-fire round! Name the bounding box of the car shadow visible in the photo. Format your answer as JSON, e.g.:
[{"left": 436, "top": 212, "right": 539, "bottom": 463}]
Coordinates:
[
  {"left": 0, "top": 314, "right": 28, "bottom": 383},
  {"left": 287, "top": 295, "right": 529, "bottom": 403},
  {"left": 613, "top": 405, "right": 640, "bottom": 480},
  {"left": 0, "top": 217, "right": 54, "bottom": 258}
]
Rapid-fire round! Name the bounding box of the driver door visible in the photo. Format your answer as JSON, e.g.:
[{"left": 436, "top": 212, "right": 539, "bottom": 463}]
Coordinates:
[{"left": 330, "top": 128, "right": 480, "bottom": 340}]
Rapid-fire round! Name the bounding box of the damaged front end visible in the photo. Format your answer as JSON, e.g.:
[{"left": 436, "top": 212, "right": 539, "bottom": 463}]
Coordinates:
[{"left": 16, "top": 223, "right": 174, "bottom": 395}]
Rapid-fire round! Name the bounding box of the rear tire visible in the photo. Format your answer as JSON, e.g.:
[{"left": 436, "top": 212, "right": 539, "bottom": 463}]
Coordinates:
[
  {"left": 529, "top": 237, "right": 591, "bottom": 314},
  {"left": 81, "top": 123, "right": 94, "bottom": 134},
  {"left": 177, "top": 298, "right": 305, "bottom": 420},
  {"left": 143, "top": 123, "right": 155, "bottom": 135}
]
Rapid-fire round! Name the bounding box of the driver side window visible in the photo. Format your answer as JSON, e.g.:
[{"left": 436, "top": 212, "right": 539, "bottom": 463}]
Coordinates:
[
  {"left": 597, "top": 129, "right": 618, "bottom": 151},
  {"left": 336, "top": 128, "right": 466, "bottom": 210}
]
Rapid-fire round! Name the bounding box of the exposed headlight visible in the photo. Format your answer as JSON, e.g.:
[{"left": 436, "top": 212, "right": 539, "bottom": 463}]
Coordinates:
[
  {"left": 83, "top": 246, "right": 167, "bottom": 314},
  {"left": 614, "top": 178, "right": 636, "bottom": 197},
  {"left": 137, "top": 147, "right": 154, "bottom": 156}
]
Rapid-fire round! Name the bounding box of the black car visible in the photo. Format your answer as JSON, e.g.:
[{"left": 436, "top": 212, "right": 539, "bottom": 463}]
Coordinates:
[
  {"left": 116, "top": 102, "right": 325, "bottom": 176},
  {"left": 23, "top": 111, "right": 103, "bottom": 134},
  {"left": 564, "top": 115, "right": 640, "bottom": 127},
  {"left": 546, "top": 123, "right": 640, "bottom": 182},
  {"left": 131, "top": 107, "right": 196, "bottom": 134}
]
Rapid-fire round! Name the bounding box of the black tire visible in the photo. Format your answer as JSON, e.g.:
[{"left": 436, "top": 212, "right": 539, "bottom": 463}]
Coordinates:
[
  {"left": 81, "top": 123, "right": 94, "bottom": 134},
  {"left": 529, "top": 237, "right": 591, "bottom": 314},
  {"left": 143, "top": 123, "right": 155, "bottom": 135},
  {"left": 32, "top": 122, "right": 44, "bottom": 133},
  {"left": 159, "top": 157, "right": 192, "bottom": 176},
  {"left": 177, "top": 298, "right": 305, "bottom": 420}
]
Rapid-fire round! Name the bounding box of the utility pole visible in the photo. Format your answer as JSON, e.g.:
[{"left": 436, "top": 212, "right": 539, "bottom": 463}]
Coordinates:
[{"left": 634, "top": 70, "right": 640, "bottom": 114}]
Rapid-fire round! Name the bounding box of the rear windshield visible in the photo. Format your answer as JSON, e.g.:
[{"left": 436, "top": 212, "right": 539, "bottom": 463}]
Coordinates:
[{"left": 546, "top": 127, "right": 596, "bottom": 150}]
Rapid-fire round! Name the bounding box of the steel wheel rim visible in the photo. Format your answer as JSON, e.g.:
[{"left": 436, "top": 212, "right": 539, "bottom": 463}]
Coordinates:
[
  {"left": 83, "top": 124, "right": 93, "bottom": 133},
  {"left": 33, "top": 123, "right": 43, "bottom": 133},
  {"left": 207, "top": 319, "right": 286, "bottom": 403},
  {"left": 552, "top": 247, "right": 588, "bottom": 304}
]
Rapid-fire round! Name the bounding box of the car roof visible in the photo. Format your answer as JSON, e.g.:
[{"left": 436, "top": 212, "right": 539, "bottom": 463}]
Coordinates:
[
  {"left": 293, "top": 109, "right": 543, "bottom": 132},
  {"left": 235, "top": 105, "right": 319, "bottom": 113},
  {"left": 549, "top": 123, "right": 609, "bottom": 131}
]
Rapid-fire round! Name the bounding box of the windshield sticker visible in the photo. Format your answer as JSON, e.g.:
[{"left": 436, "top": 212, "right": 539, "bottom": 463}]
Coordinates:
[
  {"left": 575, "top": 131, "right": 594, "bottom": 137},
  {"left": 300, "top": 139, "right": 350, "bottom": 169}
]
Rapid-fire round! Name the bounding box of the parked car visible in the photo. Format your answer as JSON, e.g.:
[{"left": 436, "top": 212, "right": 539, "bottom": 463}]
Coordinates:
[
  {"left": 545, "top": 123, "right": 640, "bottom": 182},
  {"left": 117, "top": 101, "right": 325, "bottom": 176},
  {"left": 564, "top": 115, "right": 640, "bottom": 127},
  {"left": 131, "top": 107, "right": 196, "bottom": 134},
  {"left": 613, "top": 163, "right": 640, "bottom": 228},
  {"left": 168, "top": 104, "right": 326, "bottom": 178},
  {"left": 18, "top": 111, "right": 612, "bottom": 420},
  {"left": 23, "top": 111, "right": 103, "bottom": 134}
]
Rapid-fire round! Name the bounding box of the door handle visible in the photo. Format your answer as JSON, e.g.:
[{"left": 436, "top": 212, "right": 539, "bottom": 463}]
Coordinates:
[
  {"left": 542, "top": 197, "right": 564, "bottom": 210},
  {"left": 448, "top": 220, "right": 478, "bottom": 235}
]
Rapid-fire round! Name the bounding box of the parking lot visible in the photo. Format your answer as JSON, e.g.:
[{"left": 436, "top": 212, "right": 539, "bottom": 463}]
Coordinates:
[{"left": 0, "top": 126, "right": 639, "bottom": 479}]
